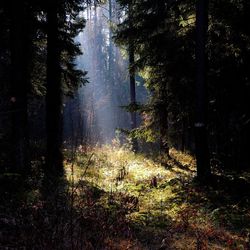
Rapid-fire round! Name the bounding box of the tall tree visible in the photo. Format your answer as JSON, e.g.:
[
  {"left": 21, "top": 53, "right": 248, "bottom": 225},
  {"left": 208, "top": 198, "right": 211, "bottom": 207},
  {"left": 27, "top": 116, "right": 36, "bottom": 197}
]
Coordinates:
[
  {"left": 194, "top": 0, "right": 211, "bottom": 180},
  {"left": 46, "top": 0, "right": 63, "bottom": 174},
  {"left": 128, "top": 2, "right": 138, "bottom": 152},
  {"left": 9, "top": 0, "right": 31, "bottom": 173},
  {"left": 108, "top": 0, "right": 114, "bottom": 80}
]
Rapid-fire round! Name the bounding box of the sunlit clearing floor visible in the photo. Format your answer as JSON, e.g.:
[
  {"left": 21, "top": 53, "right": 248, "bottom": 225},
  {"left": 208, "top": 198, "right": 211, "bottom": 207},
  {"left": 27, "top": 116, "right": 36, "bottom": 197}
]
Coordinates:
[{"left": 64, "top": 146, "right": 250, "bottom": 249}]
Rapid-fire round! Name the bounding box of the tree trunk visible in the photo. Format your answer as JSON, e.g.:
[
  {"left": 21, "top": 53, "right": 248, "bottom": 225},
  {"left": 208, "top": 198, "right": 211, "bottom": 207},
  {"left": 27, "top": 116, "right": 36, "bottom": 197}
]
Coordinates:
[
  {"left": 128, "top": 3, "right": 138, "bottom": 152},
  {"left": 157, "top": 0, "right": 170, "bottom": 157},
  {"left": 46, "top": 0, "right": 63, "bottom": 174},
  {"left": 195, "top": 0, "right": 211, "bottom": 181},
  {"left": 108, "top": 0, "right": 113, "bottom": 76},
  {"left": 159, "top": 87, "right": 170, "bottom": 157},
  {"left": 108, "top": 0, "right": 118, "bottom": 140},
  {"left": 10, "top": 0, "right": 31, "bottom": 174}
]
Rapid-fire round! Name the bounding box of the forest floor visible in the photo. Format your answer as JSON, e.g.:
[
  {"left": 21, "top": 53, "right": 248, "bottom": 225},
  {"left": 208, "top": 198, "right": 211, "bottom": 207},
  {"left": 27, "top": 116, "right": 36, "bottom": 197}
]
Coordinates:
[{"left": 1, "top": 145, "right": 250, "bottom": 249}]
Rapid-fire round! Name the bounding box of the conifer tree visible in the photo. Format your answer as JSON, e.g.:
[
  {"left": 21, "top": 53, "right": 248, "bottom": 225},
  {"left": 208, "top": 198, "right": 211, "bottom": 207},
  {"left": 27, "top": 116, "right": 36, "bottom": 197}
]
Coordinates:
[{"left": 195, "top": 0, "right": 211, "bottom": 180}]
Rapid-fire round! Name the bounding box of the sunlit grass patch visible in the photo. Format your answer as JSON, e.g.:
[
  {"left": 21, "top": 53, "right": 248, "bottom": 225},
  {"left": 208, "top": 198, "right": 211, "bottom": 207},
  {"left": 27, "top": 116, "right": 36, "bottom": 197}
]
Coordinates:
[
  {"left": 63, "top": 146, "right": 250, "bottom": 249},
  {"left": 64, "top": 146, "right": 196, "bottom": 213}
]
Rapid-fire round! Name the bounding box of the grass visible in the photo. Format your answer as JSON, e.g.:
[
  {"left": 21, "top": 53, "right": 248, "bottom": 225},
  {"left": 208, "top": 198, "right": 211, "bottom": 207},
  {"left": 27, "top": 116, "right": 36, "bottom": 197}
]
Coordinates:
[
  {"left": 63, "top": 145, "right": 250, "bottom": 249},
  {"left": 1, "top": 145, "right": 250, "bottom": 249}
]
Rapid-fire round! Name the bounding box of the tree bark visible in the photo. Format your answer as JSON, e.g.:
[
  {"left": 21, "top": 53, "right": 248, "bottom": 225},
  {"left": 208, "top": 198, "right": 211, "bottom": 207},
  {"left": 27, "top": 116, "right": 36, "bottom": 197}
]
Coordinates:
[
  {"left": 10, "top": 0, "right": 31, "bottom": 174},
  {"left": 128, "top": 3, "right": 138, "bottom": 152},
  {"left": 128, "top": 41, "right": 138, "bottom": 152},
  {"left": 46, "top": 0, "right": 63, "bottom": 174},
  {"left": 195, "top": 0, "right": 211, "bottom": 180}
]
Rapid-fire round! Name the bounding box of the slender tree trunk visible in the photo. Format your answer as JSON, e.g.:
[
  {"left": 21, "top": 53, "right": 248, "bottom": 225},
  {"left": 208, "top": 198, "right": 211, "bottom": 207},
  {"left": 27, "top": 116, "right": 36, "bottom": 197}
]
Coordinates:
[
  {"left": 46, "top": 0, "right": 63, "bottom": 174},
  {"left": 157, "top": 0, "right": 170, "bottom": 157},
  {"left": 128, "top": 41, "right": 138, "bottom": 152},
  {"left": 159, "top": 86, "right": 170, "bottom": 157},
  {"left": 108, "top": 0, "right": 118, "bottom": 140},
  {"left": 10, "top": 0, "right": 30, "bottom": 174},
  {"left": 108, "top": 0, "right": 113, "bottom": 75},
  {"left": 181, "top": 118, "right": 186, "bottom": 153},
  {"left": 128, "top": 3, "right": 138, "bottom": 152},
  {"left": 195, "top": 0, "right": 211, "bottom": 180}
]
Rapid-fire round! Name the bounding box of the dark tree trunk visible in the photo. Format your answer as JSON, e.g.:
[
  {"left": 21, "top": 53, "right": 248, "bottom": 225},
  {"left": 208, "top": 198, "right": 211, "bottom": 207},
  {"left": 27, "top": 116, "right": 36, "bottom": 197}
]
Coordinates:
[
  {"left": 157, "top": 0, "right": 170, "bottom": 157},
  {"left": 128, "top": 40, "right": 138, "bottom": 152},
  {"left": 181, "top": 118, "right": 186, "bottom": 153},
  {"left": 10, "top": 0, "right": 31, "bottom": 174},
  {"left": 128, "top": 3, "right": 138, "bottom": 152},
  {"left": 195, "top": 0, "right": 211, "bottom": 180},
  {"left": 46, "top": 1, "right": 63, "bottom": 174},
  {"left": 159, "top": 87, "right": 170, "bottom": 157}
]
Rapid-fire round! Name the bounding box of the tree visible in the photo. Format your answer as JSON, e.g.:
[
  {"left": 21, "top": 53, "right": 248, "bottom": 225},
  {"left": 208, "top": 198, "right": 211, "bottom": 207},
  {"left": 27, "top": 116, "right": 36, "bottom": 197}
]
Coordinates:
[
  {"left": 194, "top": 0, "right": 211, "bottom": 180},
  {"left": 9, "top": 0, "right": 32, "bottom": 174},
  {"left": 0, "top": 0, "right": 89, "bottom": 176},
  {"left": 128, "top": 4, "right": 138, "bottom": 152},
  {"left": 45, "top": 0, "right": 87, "bottom": 174},
  {"left": 45, "top": 0, "right": 63, "bottom": 174}
]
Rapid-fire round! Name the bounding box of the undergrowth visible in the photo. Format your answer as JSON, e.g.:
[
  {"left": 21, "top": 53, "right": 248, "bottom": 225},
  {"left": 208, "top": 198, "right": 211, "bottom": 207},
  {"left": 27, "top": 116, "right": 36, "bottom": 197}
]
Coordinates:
[{"left": 1, "top": 145, "right": 250, "bottom": 249}]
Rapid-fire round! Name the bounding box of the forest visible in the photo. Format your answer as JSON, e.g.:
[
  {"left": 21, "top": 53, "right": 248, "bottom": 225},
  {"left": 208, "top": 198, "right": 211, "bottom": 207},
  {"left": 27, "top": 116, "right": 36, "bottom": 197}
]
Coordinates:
[{"left": 0, "top": 0, "right": 250, "bottom": 249}]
